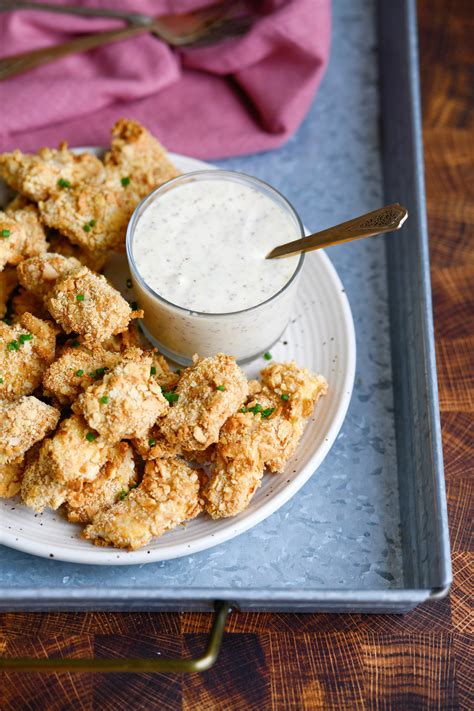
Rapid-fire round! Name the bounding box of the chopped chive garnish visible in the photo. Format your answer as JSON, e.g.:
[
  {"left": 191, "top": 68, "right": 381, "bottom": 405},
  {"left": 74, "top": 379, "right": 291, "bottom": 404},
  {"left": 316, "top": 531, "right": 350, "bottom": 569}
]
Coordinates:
[
  {"left": 216, "top": 385, "right": 226, "bottom": 391},
  {"left": 0, "top": 377, "right": 3, "bottom": 383},
  {"left": 150, "top": 366, "right": 157, "bottom": 375},
  {"left": 1, "top": 229, "right": 10, "bottom": 238},
  {"left": 248, "top": 403, "right": 263, "bottom": 415},
  {"left": 263, "top": 352, "right": 272, "bottom": 360},
  {"left": 261, "top": 407, "right": 275, "bottom": 419},
  {"left": 19, "top": 333, "right": 32, "bottom": 344},
  {"left": 89, "top": 219, "right": 96, "bottom": 227},
  {"left": 76, "top": 294, "right": 85, "bottom": 302},
  {"left": 57, "top": 178, "right": 71, "bottom": 188},
  {"left": 76, "top": 369, "right": 84, "bottom": 376},
  {"left": 126, "top": 278, "right": 133, "bottom": 289},
  {"left": 281, "top": 393, "right": 290, "bottom": 401},
  {"left": 83, "top": 224, "right": 91, "bottom": 232},
  {"left": 162, "top": 391, "right": 179, "bottom": 404},
  {"left": 7, "top": 340, "right": 19, "bottom": 351},
  {"left": 101, "top": 395, "right": 109, "bottom": 404},
  {"left": 121, "top": 176, "right": 131, "bottom": 186},
  {"left": 71, "top": 339, "right": 80, "bottom": 348},
  {"left": 148, "top": 438, "right": 156, "bottom": 447},
  {"left": 95, "top": 367, "right": 106, "bottom": 377},
  {"left": 119, "top": 489, "right": 127, "bottom": 501},
  {"left": 85, "top": 432, "right": 97, "bottom": 442},
  {"left": 240, "top": 406, "right": 247, "bottom": 413}
]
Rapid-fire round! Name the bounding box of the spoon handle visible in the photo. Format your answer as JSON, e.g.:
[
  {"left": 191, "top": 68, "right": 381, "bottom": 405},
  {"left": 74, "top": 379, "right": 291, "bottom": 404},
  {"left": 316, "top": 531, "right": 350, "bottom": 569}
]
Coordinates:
[{"left": 266, "top": 203, "right": 408, "bottom": 259}]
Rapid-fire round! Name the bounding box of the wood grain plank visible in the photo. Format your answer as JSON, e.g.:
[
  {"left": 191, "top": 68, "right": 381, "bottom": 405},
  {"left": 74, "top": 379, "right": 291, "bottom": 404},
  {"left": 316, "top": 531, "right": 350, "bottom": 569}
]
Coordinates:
[{"left": 362, "top": 633, "right": 459, "bottom": 710}]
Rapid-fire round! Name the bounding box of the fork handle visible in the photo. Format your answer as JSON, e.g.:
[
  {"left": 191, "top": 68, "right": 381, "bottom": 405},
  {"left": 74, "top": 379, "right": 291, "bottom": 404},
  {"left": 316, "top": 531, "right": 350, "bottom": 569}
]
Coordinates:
[
  {"left": 0, "top": 1, "right": 153, "bottom": 25},
  {"left": 0, "top": 24, "right": 153, "bottom": 80}
]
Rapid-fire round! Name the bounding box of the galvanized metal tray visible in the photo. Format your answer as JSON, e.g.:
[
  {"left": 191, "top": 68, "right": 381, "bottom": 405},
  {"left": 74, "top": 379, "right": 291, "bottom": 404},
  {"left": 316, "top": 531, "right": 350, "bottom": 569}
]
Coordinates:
[{"left": 0, "top": 0, "right": 451, "bottom": 615}]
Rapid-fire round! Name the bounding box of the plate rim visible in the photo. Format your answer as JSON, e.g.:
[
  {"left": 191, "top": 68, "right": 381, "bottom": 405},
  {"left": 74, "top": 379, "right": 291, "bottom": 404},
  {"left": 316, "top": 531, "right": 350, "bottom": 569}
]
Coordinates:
[{"left": 0, "top": 151, "right": 356, "bottom": 566}]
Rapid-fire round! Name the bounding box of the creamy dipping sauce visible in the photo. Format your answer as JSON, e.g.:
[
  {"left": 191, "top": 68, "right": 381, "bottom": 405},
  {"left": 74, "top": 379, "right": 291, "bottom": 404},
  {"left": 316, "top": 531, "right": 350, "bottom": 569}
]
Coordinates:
[
  {"left": 132, "top": 179, "right": 299, "bottom": 313},
  {"left": 127, "top": 171, "right": 304, "bottom": 364}
]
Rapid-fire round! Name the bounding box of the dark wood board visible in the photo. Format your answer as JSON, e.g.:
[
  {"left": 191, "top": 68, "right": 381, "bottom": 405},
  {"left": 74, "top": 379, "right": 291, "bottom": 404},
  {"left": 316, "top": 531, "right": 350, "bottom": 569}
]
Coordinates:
[{"left": 1, "top": 0, "right": 472, "bottom": 707}]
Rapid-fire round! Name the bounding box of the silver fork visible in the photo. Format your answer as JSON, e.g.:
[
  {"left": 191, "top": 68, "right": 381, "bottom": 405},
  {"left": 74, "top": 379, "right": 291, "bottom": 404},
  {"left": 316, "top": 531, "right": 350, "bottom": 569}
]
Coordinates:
[{"left": 0, "top": 1, "right": 256, "bottom": 81}]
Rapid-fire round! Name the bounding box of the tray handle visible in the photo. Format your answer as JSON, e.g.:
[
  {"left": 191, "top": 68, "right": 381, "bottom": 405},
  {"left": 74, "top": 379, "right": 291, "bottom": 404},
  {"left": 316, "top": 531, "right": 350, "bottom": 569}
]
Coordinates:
[{"left": 0, "top": 600, "right": 233, "bottom": 673}]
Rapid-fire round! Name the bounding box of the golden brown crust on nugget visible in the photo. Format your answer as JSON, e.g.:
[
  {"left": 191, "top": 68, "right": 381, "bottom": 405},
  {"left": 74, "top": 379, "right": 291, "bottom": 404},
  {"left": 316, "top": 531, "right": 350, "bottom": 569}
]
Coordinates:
[
  {"left": 0, "top": 457, "right": 24, "bottom": 498},
  {"left": 83, "top": 458, "right": 203, "bottom": 550},
  {"left": 39, "top": 184, "right": 131, "bottom": 253},
  {"left": 45, "top": 266, "right": 138, "bottom": 345},
  {"left": 0, "top": 202, "right": 47, "bottom": 270},
  {"left": 157, "top": 353, "right": 248, "bottom": 453},
  {"left": 205, "top": 362, "right": 328, "bottom": 519},
  {"left": 17, "top": 253, "right": 82, "bottom": 300},
  {"left": 0, "top": 396, "right": 60, "bottom": 464},
  {"left": 42, "top": 345, "right": 120, "bottom": 405},
  {"left": 65, "top": 442, "right": 137, "bottom": 523},
  {"left": 73, "top": 348, "right": 168, "bottom": 441},
  {"left": 0, "top": 144, "right": 105, "bottom": 201},
  {"left": 0, "top": 313, "right": 57, "bottom": 399}
]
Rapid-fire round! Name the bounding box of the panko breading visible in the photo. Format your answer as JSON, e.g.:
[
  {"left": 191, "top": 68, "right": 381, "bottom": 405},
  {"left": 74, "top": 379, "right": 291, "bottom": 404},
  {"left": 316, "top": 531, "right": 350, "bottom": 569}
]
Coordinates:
[
  {"left": 46, "top": 266, "right": 139, "bottom": 345},
  {"left": 0, "top": 202, "right": 47, "bottom": 269},
  {"left": 83, "top": 458, "right": 203, "bottom": 550},
  {"left": 0, "top": 313, "right": 57, "bottom": 399},
  {"left": 73, "top": 349, "right": 168, "bottom": 441},
  {"left": 0, "top": 143, "right": 105, "bottom": 201},
  {"left": 43, "top": 345, "right": 120, "bottom": 405},
  {"left": 157, "top": 353, "right": 248, "bottom": 453},
  {"left": 0, "top": 457, "right": 24, "bottom": 498},
  {"left": 0, "top": 267, "right": 18, "bottom": 318},
  {"left": 48, "top": 233, "right": 109, "bottom": 273},
  {"left": 21, "top": 415, "right": 111, "bottom": 513},
  {"left": 205, "top": 362, "right": 328, "bottom": 519},
  {"left": 39, "top": 184, "right": 131, "bottom": 253},
  {"left": 104, "top": 119, "right": 180, "bottom": 204},
  {"left": 0, "top": 396, "right": 60, "bottom": 464},
  {"left": 17, "top": 253, "right": 82, "bottom": 300},
  {"left": 65, "top": 442, "right": 137, "bottom": 523},
  {"left": 11, "top": 288, "right": 49, "bottom": 320}
]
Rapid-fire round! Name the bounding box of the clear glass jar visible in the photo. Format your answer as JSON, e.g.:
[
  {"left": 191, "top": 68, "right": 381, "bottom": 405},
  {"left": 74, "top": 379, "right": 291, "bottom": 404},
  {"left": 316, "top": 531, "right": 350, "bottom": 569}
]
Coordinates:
[{"left": 126, "top": 170, "right": 305, "bottom": 364}]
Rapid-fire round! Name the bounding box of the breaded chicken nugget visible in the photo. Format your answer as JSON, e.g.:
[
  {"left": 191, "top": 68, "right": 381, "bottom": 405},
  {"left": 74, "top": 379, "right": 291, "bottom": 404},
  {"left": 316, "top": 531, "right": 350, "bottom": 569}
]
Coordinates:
[
  {"left": 0, "top": 396, "right": 60, "bottom": 464},
  {"left": 17, "top": 253, "right": 82, "bottom": 300},
  {"left": 205, "top": 362, "right": 328, "bottom": 519},
  {"left": 0, "top": 143, "right": 104, "bottom": 201},
  {"left": 157, "top": 353, "right": 248, "bottom": 453},
  {"left": 0, "top": 202, "right": 47, "bottom": 270},
  {"left": 48, "top": 233, "right": 109, "bottom": 273},
  {"left": 73, "top": 349, "right": 168, "bottom": 441},
  {"left": 0, "top": 457, "right": 24, "bottom": 498},
  {"left": 42, "top": 345, "right": 120, "bottom": 405},
  {"left": 0, "top": 268, "right": 18, "bottom": 318},
  {"left": 65, "top": 442, "right": 137, "bottom": 523},
  {"left": 104, "top": 119, "right": 180, "bottom": 204},
  {"left": 83, "top": 458, "right": 203, "bottom": 550},
  {"left": 46, "top": 266, "right": 139, "bottom": 345},
  {"left": 39, "top": 184, "right": 131, "bottom": 252},
  {"left": 0, "top": 313, "right": 57, "bottom": 399},
  {"left": 21, "top": 415, "right": 111, "bottom": 513}
]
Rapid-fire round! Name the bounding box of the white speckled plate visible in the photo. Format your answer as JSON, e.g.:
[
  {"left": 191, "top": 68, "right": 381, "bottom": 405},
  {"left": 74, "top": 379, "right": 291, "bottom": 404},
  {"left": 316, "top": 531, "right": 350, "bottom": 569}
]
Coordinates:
[{"left": 0, "top": 152, "right": 356, "bottom": 565}]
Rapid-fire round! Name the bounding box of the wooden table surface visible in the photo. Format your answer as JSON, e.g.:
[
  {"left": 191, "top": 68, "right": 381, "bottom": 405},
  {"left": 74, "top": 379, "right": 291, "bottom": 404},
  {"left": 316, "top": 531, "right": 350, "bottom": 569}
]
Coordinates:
[{"left": 1, "top": 1, "right": 472, "bottom": 708}]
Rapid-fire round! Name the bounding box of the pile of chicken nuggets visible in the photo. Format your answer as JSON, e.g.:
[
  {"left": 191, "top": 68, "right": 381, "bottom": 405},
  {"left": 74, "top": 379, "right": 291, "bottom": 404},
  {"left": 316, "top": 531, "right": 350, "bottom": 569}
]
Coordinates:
[{"left": 0, "top": 120, "right": 327, "bottom": 550}]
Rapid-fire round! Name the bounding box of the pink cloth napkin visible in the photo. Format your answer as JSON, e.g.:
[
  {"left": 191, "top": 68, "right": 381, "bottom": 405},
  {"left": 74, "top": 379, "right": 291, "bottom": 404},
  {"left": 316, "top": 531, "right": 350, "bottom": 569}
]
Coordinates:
[{"left": 0, "top": 0, "right": 330, "bottom": 158}]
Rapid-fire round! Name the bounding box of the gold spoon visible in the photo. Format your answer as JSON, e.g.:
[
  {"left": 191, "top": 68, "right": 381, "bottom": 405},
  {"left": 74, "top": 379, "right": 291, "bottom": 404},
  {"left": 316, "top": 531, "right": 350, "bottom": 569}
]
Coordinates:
[{"left": 266, "top": 203, "right": 408, "bottom": 259}]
